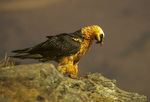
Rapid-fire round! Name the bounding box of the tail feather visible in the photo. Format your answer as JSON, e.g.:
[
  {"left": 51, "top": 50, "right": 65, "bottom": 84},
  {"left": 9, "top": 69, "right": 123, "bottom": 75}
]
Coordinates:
[
  {"left": 12, "top": 48, "right": 30, "bottom": 54},
  {"left": 11, "top": 54, "right": 43, "bottom": 59},
  {"left": 11, "top": 55, "right": 28, "bottom": 59}
]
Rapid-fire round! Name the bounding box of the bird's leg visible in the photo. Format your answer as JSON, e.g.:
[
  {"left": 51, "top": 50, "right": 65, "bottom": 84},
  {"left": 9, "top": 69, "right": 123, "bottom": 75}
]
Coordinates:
[
  {"left": 57, "top": 57, "right": 82, "bottom": 79},
  {"left": 68, "top": 62, "right": 82, "bottom": 79},
  {"left": 70, "top": 62, "right": 84, "bottom": 79},
  {"left": 69, "top": 63, "right": 78, "bottom": 79},
  {"left": 57, "top": 56, "right": 74, "bottom": 75},
  {"left": 57, "top": 57, "right": 69, "bottom": 74},
  {"left": 57, "top": 64, "right": 67, "bottom": 74}
]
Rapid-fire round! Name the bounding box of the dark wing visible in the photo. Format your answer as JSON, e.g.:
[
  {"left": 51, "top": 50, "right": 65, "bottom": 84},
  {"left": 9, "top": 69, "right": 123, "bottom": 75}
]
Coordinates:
[
  {"left": 26, "top": 33, "right": 83, "bottom": 60},
  {"left": 11, "top": 30, "right": 84, "bottom": 61}
]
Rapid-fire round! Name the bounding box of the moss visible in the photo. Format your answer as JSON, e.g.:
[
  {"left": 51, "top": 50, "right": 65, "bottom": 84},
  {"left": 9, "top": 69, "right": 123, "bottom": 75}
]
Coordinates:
[
  {"left": 0, "top": 80, "right": 40, "bottom": 102},
  {"left": 89, "top": 94, "right": 117, "bottom": 102}
]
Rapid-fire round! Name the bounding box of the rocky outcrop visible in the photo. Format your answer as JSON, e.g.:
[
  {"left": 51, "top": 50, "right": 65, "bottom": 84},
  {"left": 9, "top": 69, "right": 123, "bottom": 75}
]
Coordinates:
[{"left": 0, "top": 63, "right": 147, "bottom": 102}]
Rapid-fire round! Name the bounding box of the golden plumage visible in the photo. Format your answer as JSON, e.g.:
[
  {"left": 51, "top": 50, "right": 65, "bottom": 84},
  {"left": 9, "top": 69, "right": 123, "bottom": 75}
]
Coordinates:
[{"left": 57, "top": 25, "right": 105, "bottom": 79}]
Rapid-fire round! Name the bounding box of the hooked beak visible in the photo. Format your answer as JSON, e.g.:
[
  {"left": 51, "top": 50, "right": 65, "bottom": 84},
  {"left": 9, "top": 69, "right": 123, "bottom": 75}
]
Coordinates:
[{"left": 96, "top": 34, "right": 104, "bottom": 46}]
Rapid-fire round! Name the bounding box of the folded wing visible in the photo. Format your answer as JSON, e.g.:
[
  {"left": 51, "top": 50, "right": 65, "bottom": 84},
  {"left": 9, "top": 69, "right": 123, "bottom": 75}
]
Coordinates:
[{"left": 12, "top": 33, "right": 83, "bottom": 62}]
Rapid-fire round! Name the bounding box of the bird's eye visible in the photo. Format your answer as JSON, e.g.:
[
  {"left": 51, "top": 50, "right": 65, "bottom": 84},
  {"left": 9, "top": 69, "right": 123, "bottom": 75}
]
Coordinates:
[{"left": 100, "top": 34, "right": 103, "bottom": 38}]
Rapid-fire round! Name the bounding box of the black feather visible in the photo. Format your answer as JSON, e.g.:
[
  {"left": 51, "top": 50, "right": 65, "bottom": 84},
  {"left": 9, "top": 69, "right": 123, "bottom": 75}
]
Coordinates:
[
  {"left": 11, "top": 30, "right": 84, "bottom": 62},
  {"left": 12, "top": 48, "right": 30, "bottom": 54}
]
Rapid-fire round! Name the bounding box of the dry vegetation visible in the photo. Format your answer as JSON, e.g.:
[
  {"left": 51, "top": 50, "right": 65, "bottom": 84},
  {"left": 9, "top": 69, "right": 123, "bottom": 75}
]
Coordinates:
[{"left": 0, "top": 53, "right": 18, "bottom": 68}]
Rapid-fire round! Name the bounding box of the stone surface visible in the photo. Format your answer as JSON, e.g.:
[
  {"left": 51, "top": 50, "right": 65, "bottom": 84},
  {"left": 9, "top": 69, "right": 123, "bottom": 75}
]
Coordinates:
[{"left": 0, "top": 63, "right": 147, "bottom": 102}]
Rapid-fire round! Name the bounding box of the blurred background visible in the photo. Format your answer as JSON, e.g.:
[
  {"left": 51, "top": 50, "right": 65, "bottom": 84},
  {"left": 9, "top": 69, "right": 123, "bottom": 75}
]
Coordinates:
[{"left": 0, "top": 0, "right": 150, "bottom": 99}]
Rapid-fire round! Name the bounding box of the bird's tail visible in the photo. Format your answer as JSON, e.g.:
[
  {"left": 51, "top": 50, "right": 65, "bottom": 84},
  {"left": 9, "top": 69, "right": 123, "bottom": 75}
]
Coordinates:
[
  {"left": 10, "top": 54, "right": 43, "bottom": 59},
  {"left": 11, "top": 54, "right": 29, "bottom": 59},
  {"left": 12, "top": 48, "right": 30, "bottom": 54},
  {"left": 11, "top": 47, "right": 42, "bottom": 59}
]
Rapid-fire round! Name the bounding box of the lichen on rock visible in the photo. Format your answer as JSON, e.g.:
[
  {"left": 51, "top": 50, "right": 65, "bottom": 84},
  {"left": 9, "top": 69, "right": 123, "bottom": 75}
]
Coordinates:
[{"left": 0, "top": 63, "right": 147, "bottom": 102}]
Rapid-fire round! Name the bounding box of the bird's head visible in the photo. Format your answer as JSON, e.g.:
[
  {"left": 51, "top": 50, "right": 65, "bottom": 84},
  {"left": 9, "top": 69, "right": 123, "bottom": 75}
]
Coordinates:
[
  {"left": 81, "top": 25, "right": 105, "bottom": 46},
  {"left": 94, "top": 26, "right": 105, "bottom": 46}
]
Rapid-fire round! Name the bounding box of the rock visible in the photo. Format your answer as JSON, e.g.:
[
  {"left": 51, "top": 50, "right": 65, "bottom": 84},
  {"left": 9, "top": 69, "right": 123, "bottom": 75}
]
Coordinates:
[{"left": 0, "top": 63, "right": 147, "bottom": 102}]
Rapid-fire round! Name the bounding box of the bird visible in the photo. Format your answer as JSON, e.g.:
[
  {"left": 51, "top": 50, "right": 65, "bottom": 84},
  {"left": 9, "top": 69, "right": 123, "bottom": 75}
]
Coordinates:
[{"left": 11, "top": 25, "right": 105, "bottom": 79}]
